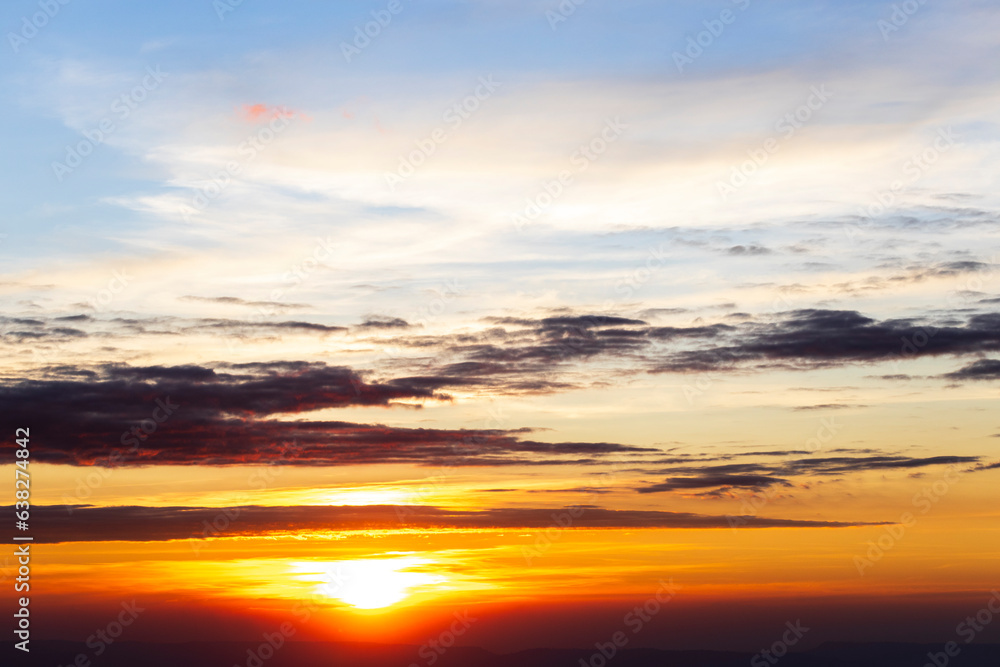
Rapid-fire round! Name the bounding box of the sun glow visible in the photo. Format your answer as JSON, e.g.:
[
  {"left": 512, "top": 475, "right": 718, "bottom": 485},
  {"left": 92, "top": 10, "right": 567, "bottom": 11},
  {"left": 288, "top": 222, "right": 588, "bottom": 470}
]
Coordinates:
[
  {"left": 319, "top": 487, "right": 415, "bottom": 506},
  {"left": 291, "top": 556, "right": 446, "bottom": 610}
]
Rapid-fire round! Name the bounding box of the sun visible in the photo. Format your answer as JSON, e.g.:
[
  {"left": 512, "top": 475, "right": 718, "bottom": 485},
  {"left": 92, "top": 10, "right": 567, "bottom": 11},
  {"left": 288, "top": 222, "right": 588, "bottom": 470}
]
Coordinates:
[{"left": 291, "top": 557, "right": 445, "bottom": 610}]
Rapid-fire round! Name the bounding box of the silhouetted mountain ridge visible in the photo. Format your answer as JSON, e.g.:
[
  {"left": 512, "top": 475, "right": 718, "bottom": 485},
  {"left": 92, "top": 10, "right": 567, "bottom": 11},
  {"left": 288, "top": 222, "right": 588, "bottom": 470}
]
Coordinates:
[{"left": 4, "top": 639, "right": 1000, "bottom": 666}]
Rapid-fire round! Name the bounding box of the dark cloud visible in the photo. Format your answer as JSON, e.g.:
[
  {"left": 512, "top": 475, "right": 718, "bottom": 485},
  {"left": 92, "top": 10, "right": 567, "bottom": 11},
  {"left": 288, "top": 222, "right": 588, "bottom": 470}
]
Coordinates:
[
  {"left": 448, "top": 316, "right": 656, "bottom": 370},
  {"left": 639, "top": 474, "right": 788, "bottom": 493},
  {"left": 727, "top": 245, "right": 772, "bottom": 256},
  {"left": 427, "top": 316, "right": 733, "bottom": 388},
  {"left": 187, "top": 318, "right": 346, "bottom": 335},
  {"left": 5, "top": 308, "right": 1000, "bottom": 402},
  {"left": 649, "top": 310, "right": 1000, "bottom": 373},
  {"left": 0, "top": 315, "right": 90, "bottom": 343},
  {"left": 358, "top": 317, "right": 411, "bottom": 329},
  {"left": 637, "top": 308, "right": 688, "bottom": 318},
  {"left": 484, "top": 315, "right": 647, "bottom": 329},
  {"left": 527, "top": 487, "right": 614, "bottom": 494},
  {"left": 180, "top": 296, "right": 310, "bottom": 310},
  {"left": 730, "top": 450, "right": 812, "bottom": 457},
  {"left": 790, "top": 455, "right": 978, "bottom": 474},
  {"left": 0, "top": 362, "right": 655, "bottom": 467},
  {"left": 792, "top": 404, "right": 868, "bottom": 411},
  {"left": 638, "top": 455, "right": 979, "bottom": 493},
  {"left": 831, "top": 261, "right": 993, "bottom": 294},
  {"left": 16, "top": 504, "right": 883, "bottom": 543},
  {"left": 0, "top": 314, "right": 347, "bottom": 341},
  {"left": 943, "top": 359, "right": 1000, "bottom": 381},
  {"left": 373, "top": 307, "right": 1000, "bottom": 389},
  {"left": 269, "top": 321, "right": 346, "bottom": 333}
]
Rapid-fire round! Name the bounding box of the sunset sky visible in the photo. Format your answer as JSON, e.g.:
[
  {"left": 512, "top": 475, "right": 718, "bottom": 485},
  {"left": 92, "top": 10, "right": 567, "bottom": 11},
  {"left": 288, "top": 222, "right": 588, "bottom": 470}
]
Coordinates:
[{"left": 2, "top": 0, "right": 1000, "bottom": 656}]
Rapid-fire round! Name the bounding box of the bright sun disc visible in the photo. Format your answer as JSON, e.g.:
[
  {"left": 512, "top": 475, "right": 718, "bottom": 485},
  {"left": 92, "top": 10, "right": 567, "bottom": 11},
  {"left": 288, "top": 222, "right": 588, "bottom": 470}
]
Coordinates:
[{"left": 291, "top": 557, "right": 444, "bottom": 610}]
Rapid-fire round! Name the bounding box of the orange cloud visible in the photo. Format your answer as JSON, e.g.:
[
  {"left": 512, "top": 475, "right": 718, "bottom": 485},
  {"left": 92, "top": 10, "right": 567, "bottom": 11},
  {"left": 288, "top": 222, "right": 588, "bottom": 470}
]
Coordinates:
[{"left": 239, "top": 103, "right": 302, "bottom": 123}]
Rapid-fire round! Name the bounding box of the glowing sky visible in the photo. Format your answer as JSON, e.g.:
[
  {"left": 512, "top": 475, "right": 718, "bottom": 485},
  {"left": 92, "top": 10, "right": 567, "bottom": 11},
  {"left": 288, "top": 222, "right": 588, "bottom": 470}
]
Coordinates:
[{"left": 1, "top": 0, "right": 999, "bottom": 653}]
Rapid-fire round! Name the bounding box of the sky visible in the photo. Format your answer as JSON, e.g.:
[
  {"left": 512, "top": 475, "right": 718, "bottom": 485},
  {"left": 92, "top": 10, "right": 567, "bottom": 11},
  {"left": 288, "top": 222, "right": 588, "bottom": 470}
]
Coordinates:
[{"left": 2, "top": 0, "right": 1000, "bottom": 657}]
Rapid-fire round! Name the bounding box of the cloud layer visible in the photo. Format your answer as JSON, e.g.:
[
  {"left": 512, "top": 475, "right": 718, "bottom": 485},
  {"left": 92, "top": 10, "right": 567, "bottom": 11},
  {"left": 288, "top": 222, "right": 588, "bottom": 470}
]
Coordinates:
[{"left": 19, "top": 503, "right": 883, "bottom": 543}]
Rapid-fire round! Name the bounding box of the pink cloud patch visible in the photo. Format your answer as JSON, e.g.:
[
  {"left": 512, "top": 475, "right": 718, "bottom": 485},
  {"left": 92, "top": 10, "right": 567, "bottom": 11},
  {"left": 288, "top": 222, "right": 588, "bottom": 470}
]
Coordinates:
[{"left": 239, "top": 103, "right": 301, "bottom": 122}]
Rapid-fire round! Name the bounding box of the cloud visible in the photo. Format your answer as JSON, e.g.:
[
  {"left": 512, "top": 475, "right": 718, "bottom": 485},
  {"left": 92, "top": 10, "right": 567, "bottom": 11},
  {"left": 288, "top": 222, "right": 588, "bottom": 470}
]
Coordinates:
[
  {"left": 358, "top": 317, "right": 411, "bottom": 329},
  {"left": 639, "top": 474, "right": 789, "bottom": 493},
  {"left": 649, "top": 310, "right": 1000, "bottom": 373},
  {"left": 483, "top": 315, "right": 648, "bottom": 329},
  {"left": 0, "top": 314, "right": 349, "bottom": 344},
  {"left": 180, "top": 295, "right": 311, "bottom": 311},
  {"left": 17, "top": 504, "right": 884, "bottom": 543},
  {"left": 638, "top": 455, "right": 980, "bottom": 493},
  {"left": 0, "top": 316, "right": 90, "bottom": 343},
  {"left": 792, "top": 404, "right": 868, "bottom": 411},
  {"left": 727, "top": 244, "right": 772, "bottom": 256},
  {"left": 349, "top": 308, "right": 1000, "bottom": 391},
  {"left": 830, "top": 261, "right": 994, "bottom": 295},
  {"left": 943, "top": 359, "right": 1000, "bottom": 381},
  {"left": 0, "top": 362, "right": 655, "bottom": 467},
  {"left": 240, "top": 103, "right": 300, "bottom": 122},
  {"left": 789, "top": 455, "right": 979, "bottom": 474},
  {"left": 5, "top": 308, "right": 1000, "bottom": 402},
  {"left": 638, "top": 308, "right": 688, "bottom": 318}
]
